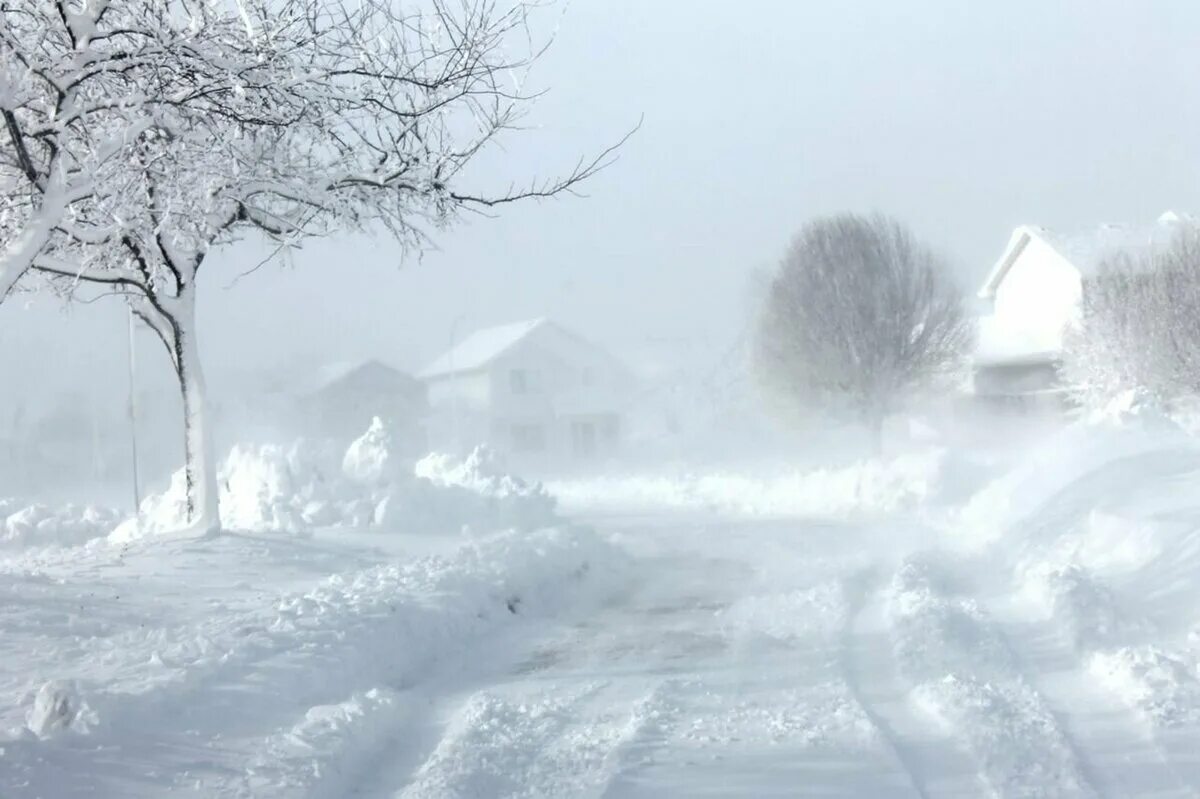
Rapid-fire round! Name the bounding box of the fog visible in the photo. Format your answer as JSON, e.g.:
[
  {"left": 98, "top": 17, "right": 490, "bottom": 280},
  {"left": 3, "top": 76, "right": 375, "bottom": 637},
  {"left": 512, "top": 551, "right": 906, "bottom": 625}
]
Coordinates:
[
  {"left": 12, "top": 3, "right": 1200, "bottom": 792},
  {"left": 4, "top": 0, "right": 1200, "bottom": 492}
]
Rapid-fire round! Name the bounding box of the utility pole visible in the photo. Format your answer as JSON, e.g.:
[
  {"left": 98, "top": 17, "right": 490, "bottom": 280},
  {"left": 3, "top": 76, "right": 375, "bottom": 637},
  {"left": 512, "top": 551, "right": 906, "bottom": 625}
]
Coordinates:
[
  {"left": 127, "top": 305, "right": 141, "bottom": 531},
  {"left": 449, "top": 313, "right": 467, "bottom": 455}
]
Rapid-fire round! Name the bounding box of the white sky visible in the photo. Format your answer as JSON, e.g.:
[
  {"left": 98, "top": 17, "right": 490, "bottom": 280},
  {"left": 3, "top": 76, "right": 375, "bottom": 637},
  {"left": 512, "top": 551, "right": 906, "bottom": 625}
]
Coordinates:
[{"left": 4, "top": 0, "right": 1200, "bottom": 413}]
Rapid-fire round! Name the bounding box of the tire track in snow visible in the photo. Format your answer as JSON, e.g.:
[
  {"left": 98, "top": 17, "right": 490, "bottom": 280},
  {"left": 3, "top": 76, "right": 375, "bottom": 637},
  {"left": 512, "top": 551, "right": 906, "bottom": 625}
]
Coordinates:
[
  {"left": 883, "top": 554, "right": 1102, "bottom": 799},
  {"left": 385, "top": 678, "right": 679, "bottom": 799},
  {"left": 0, "top": 528, "right": 632, "bottom": 799},
  {"left": 841, "top": 567, "right": 984, "bottom": 799},
  {"left": 1001, "top": 561, "right": 1195, "bottom": 797}
]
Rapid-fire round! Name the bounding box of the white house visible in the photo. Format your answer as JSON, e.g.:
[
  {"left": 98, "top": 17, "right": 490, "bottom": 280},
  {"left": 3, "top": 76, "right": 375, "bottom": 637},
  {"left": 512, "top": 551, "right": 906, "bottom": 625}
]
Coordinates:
[
  {"left": 418, "top": 319, "right": 633, "bottom": 462},
  {"left": 973, "top": 211, "right": 1190, "bottom": 405}
]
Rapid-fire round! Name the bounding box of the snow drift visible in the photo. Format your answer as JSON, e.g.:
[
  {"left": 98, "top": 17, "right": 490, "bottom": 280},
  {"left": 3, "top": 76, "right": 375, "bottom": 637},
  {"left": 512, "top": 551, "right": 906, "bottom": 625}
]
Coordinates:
[
  {"left": 546, "top": 450, "right": 945, "bottom": 520},
  {"left": 0, "top": 499, "right": 123, "bottom": 549}
]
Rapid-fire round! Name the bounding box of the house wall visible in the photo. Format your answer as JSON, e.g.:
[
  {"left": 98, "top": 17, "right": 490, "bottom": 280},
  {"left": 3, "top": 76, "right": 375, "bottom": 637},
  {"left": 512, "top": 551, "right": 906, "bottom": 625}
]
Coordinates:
[
  {"left": 424, "top": 325, "right": 631, "bottom": 464},
  {"left": 426, "top": 370, "right": 492, "bottom": 412},
  {"left": 989, "top": 235, "right": 1083, "bottom": 355}
]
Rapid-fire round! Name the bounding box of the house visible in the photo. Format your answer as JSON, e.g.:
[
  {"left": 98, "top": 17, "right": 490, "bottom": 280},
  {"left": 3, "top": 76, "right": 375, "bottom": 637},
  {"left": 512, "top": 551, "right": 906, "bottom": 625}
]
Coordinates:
[
  {"left": 418, "top": 319, "right": 632, "bottom": 461},
  {"left": 973, "top": 211, "right": 1191, "bottom": 407},
  {"left": 293, "top": 359, "right": 427, "bottom": 448}
]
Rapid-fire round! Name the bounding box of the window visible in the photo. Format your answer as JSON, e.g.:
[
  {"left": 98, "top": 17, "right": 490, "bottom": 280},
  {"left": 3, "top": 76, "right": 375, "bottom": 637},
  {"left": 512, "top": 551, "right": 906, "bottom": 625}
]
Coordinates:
[
  {"left": 510, "top": 369, "right": 537, "bottom": 394},
  {"left": 600, "top": 415, "right": 620, "bottom": 445},
  {"left": 511, "top": 423, "right": 545, "bottom": 452},
  {"left": 581, "top": 367, "right": 594, "bottom": 387},
  {"left": 571, "top": 420, "right": 597, "bottom": 458}
]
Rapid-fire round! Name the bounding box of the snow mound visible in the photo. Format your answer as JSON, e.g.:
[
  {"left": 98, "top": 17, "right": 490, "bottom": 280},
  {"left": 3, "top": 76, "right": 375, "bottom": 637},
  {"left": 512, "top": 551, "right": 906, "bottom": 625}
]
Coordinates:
[
  {"left": 245, "top": 688, "right": 405, "bottom": 797},
  {"left": 342, "top": 416, "right": 403, "bottom": 484},
  {"left": 409, "top": 445, "right": 557, "bottom": 531},
  {"left": 953, "top": 416, "right": 1200, "bottom": 552},
  {"left": 547, "top": 451, "right": 944, "bottom": 519},
  {"left": 0, "top": 501, "right": 123, "bottom": 549},
  {"left": 1016, "top": 561, "right": 1143, "bottom": 651},
  {"left": 25, "top": 680, "right": 95, "bottom": 738},
  {"left": 113, "top": 421, "right": 558, "bottom": 538},
  {"left": 885, "top": 557, "right": 1014, "bottom": 680},
  {"left": 719, "top": 582, "right": 847, "bottom": 641},
  {"left": 112, "top": 442, "right": 358, "bottom": 540},
  {"left": 1088, "top": 646, "right": 1200, "bottom": 728}
]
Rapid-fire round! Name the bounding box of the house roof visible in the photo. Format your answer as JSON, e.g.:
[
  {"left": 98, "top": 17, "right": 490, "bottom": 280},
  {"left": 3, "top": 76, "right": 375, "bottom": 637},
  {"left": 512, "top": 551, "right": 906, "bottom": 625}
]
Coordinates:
[
  {"left": 978, "top": 211, "right": 1194, "bottom": 300},
  {"left": 295, "top": 359, "right": 419, "bottom": 397},
  {"left": 418, "top": 318, "right": 548, "bottom": 379}
]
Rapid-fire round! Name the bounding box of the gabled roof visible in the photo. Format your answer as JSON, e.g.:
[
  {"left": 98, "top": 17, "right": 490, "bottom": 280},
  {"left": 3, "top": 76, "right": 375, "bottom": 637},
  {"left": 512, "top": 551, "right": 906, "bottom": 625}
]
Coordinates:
[
  {"left": 418, "top": 318, "right": 547, "bottom": 379},
  {"left": 296, "top": 359, "right": 419, "bottom": 397},
  {"left": 978, "top": 211, "right": 1194, "bottom": 300}
]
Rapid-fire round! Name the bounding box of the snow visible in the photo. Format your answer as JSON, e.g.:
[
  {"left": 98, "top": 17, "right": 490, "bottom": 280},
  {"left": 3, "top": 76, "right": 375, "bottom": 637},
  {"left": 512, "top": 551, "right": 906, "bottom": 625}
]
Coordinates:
[
  {"left": 10, "top": 412, "right": 1200, "bottom": 795},
  {"left": 547, "top": 450, "right": 943, "bottom": 520},
  {"left": 418, "top": 318, "right": 546, "bottom": 378},
  {"left": 113, "top": 419, "right": 559, "bottom": 540},
  {"left": 0, "top": 500, "right": 122, "bottom": 549}
]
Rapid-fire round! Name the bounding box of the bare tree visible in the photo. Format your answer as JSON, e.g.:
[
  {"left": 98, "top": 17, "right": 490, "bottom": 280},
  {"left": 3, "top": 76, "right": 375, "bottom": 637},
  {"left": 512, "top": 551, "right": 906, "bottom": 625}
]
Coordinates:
[
  {"left": 753, "top": 213, "right": 971, "bottom": 447},
  {"left": 1062, "top": 227, "right": 1200, "bottom": 408},
  {"left": 15, "top": 0, "right": 630, "bottom": 533}
]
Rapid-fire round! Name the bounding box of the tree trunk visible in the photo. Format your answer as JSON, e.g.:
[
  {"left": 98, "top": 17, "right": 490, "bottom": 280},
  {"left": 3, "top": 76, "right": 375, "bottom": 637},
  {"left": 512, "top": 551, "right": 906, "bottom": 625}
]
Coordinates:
[
  {"left": 172, "top": 290, "right": 221, "bottom": 535},
  {"left": 866, "top": 411, "right": 885, "bottom": 457}
]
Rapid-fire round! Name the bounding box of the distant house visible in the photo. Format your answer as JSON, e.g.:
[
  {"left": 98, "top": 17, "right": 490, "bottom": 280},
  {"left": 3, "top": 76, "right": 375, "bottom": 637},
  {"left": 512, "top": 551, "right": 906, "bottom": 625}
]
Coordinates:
[
  {"left": 418, "top": 319, "right": 632, "bottom": 461},
  {"left": 974, "top": 211, "right": 1191, "bottom": 407},
  {"left": 293, "top": 360, "right": 427, "bottom": 448}
]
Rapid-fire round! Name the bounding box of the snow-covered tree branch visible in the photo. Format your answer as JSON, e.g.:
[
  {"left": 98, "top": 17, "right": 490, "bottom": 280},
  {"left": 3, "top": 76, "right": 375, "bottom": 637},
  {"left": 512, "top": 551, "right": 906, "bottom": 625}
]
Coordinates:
[{"left": 752, "top": 213, "right": 971, "bottom": 448}]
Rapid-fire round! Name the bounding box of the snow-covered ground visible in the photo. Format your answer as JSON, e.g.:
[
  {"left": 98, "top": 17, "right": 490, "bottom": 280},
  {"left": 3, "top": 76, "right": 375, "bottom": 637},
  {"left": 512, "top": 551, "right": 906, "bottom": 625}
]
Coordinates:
[{"left": 6, "top": 413, "right": 1200, "bottom": 796}]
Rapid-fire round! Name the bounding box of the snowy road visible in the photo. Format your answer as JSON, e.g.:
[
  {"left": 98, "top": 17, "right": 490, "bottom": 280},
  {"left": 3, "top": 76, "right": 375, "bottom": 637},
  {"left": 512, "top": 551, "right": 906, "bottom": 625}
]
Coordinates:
[
  {"left": 369, "top": 498, "right": 1200, "bottom": 798},
  {"left": 7, "top": 438, "right": 1200, "bottom": 796}
]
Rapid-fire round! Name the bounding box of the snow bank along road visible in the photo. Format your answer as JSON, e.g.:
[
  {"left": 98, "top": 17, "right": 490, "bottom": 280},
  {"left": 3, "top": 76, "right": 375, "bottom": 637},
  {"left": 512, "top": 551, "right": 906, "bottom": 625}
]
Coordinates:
[{"left": 6, "top": 435, "right": 1200, "bottom": 796}]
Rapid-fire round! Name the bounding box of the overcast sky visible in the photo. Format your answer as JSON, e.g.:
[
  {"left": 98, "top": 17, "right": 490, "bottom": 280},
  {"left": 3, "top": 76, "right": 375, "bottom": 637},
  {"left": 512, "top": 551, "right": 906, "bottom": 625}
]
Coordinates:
[{"left": 4, "top": 0, "right": 1200, "bottom": 412}]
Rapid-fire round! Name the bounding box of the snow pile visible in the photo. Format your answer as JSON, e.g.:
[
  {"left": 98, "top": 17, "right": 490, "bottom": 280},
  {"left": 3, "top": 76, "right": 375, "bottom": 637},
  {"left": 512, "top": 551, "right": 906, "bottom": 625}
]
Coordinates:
[
  {"left": 1088, "top": 646, "right": 1200, "bottom": 728},
  {"left": 0, "top": 500, "right": 123, "bottom": 549},
  {"left": 953, "top": 412, "right": 1200, "bottom": 552},
  {"left": 221, "top": 442, "right": 356, "bottom": 533},
  {"left": 112, "top": 442, "right": 363, "bottom": 540},
  {"left": 114, "top": 420, "right": 557, "bottom": 538},
  {"left": 24, "top": 680, "right": 95, "bottom": 739},
  {"left": 409, "top": 446, "right": 557, "bottom": 530},
  {"left": 341, "top": 416, "right": 402, "bottom": 484},
  {"left": 719, "top": 582, "right": 848, "bottom": 642},
  {"left": 1015, "top": 561, "right": 1140, "bottom": 651},
  {"left": 246, "top": 688, "right": 405, "bottom": 797},
  {"left": 547, "top": 450, "right": 944, "bottom": 519}
]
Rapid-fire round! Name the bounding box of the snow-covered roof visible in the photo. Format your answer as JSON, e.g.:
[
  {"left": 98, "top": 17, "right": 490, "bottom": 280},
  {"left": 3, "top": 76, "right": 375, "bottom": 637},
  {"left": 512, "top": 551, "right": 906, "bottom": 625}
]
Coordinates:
[
  {"left": 418, "top": 318, "right": 547, "bottom": 379},
  {"left": 293, "top": 359, "right": 418, "bottom": 397},
  {"left": 978, "top": 211, "right": 1195, "bottom": 299}
]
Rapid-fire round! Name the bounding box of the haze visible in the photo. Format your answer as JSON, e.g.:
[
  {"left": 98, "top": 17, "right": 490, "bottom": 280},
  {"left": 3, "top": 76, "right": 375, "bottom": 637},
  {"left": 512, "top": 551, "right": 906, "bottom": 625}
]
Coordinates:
[{"left": 3, "top": 0, "right": 1199, "bottom": 407}]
